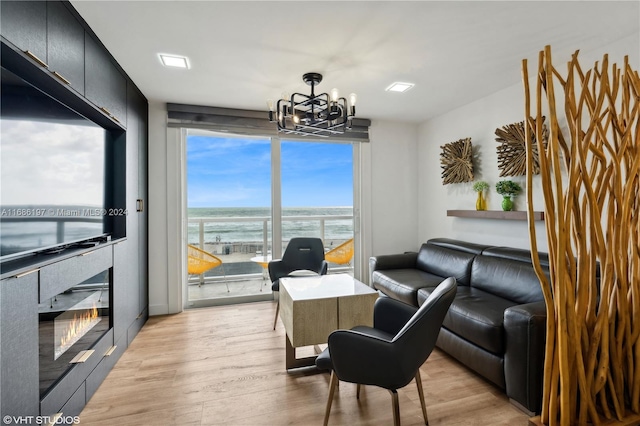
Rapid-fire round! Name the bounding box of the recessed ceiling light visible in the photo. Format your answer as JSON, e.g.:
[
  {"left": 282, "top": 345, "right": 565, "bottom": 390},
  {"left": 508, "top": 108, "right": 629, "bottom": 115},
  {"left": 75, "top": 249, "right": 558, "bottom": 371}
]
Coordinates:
[
  {"left": 386, "top": 82, "right": 414, "bottom": 93},
  {"left": 159, "top": 54, "right": 190, "bottom": 69}
]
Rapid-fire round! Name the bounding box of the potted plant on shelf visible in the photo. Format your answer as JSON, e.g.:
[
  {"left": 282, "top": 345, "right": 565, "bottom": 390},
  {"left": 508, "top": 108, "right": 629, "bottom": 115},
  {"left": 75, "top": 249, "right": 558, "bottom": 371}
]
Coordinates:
[
  {"left": 495, "top": 180, "right": 522, "bottom": 211},
  {"left": 472, "top": 181, "right": 489, "bottom": 211}
]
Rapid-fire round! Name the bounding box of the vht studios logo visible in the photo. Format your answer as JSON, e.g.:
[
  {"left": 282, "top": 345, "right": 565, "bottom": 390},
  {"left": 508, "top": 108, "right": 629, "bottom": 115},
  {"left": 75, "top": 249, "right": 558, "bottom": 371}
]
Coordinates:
[{"left": 2, "top": 415, "right": 80, "bottom": 425}]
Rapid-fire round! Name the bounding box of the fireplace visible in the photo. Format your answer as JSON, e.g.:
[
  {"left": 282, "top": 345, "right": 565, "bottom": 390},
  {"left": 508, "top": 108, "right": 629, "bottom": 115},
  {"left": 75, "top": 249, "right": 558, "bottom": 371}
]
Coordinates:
[{"left": 38, "top": 270, "right": 111, "bottom": 397}]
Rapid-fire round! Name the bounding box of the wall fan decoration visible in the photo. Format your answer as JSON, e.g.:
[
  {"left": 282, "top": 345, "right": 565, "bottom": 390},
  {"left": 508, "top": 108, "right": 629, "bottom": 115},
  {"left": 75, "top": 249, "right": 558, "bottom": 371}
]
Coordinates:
[
  {"left": 440, "top": 138, "right": 473, "bottom": 185},
  {"left": 495, "top": 117, "right": 548, "bottom": 176}
]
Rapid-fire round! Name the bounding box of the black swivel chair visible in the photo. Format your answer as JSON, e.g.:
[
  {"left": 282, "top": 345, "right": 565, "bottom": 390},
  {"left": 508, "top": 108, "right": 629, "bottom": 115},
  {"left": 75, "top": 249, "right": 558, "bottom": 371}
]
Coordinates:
[
  {"left": 315, "top": 277, "right": 457, "bottom": 426},
  {"left": 268, "top": 237, "right": 328, "bottom": 329}
]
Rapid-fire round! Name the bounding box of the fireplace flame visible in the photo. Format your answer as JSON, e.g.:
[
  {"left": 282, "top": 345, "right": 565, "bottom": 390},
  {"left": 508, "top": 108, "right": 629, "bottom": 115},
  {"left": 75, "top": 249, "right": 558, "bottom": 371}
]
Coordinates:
[
  {"left": 59, "top": 304, "right": 99, "bottom": 349},
  {"left": 54, "top": 303, "right": 101, "bottom": 360}
]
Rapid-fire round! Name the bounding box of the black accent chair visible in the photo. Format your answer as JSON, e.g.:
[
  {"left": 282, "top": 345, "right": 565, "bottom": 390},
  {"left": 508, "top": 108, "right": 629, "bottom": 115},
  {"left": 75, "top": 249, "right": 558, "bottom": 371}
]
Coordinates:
[
  {"left": 315, "top": 277, "right": 457, "bottom": 426},
  {"left": 268, "top": 237, "right": 328, "bottom": 329}
]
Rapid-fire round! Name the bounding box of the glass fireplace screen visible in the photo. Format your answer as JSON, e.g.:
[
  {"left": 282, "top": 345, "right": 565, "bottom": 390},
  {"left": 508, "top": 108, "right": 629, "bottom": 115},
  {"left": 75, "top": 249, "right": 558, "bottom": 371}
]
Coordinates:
[{"left": 38, "top": 269, "right": 111, "bottom": 396}]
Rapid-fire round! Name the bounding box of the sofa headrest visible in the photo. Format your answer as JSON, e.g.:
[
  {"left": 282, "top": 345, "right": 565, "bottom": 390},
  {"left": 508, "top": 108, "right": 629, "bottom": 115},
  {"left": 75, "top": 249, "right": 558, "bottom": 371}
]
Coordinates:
[
  {"left": 482, "top": 246, "right": 550, "bottom": 269},
  {"left": 471, "top": 255, "right": 547, "bottom": 304},
  {"left": 417, "top": 243, "right": 476, "bottom": 285},
  {"left": 427, "top": 238, "right": 489, "bottom": 255}
]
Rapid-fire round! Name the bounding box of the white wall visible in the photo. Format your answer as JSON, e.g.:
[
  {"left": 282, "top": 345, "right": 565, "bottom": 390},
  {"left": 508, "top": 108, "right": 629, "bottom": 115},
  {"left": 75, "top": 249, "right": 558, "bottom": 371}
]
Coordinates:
[
  {"left": 418, "top": 34, "right": 639, "bottom": 252},
  {"left": 367, "top": 120, "right": 420, "bottom": 256}
]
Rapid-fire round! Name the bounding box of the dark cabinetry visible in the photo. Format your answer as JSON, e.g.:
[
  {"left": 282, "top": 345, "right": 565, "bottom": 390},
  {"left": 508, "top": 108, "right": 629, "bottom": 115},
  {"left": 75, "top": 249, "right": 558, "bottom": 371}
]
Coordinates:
[
  {"left": 0, "top": 0, "right": 127, "bottom": 126},
  {"left": 0, "top": 1, "right": 47, "bottom": 63},
  {"left": 46, "top": 1, "right": 85, "bottom": 94},
  {"left": 85, "top": 34, "right": 127, "bottom": 126},
  {"left": 0, "top": 272, "right": 39, "bottom": 418},
  {"left": 0, "top": 0, "right": 147, "bottom": 420}
]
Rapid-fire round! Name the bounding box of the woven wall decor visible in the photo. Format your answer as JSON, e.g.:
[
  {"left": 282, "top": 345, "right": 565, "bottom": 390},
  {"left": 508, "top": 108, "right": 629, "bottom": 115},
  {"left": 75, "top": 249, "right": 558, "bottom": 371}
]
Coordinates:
[
  {"left": 440, "top": 138, "right": 473, "bottom": 185},
  {"left": 495, "top": 117, "right": 548, "bottom": 176}
]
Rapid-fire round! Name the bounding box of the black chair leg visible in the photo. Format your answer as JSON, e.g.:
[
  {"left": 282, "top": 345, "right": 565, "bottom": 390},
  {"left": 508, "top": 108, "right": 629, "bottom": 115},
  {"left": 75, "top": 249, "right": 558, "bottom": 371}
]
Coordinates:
[
  {"left": 273, "top": 298, "right": 279, "bottom": 330},
  {"left": 356, "top": 383, "right": 361, "bottom": 399},
  {"left": 323, "top": 371, "right": 339, "bottom": 426},
  {"left": 389, "top": 389, "right": 400, "bottom": 426},
  {"left": 415, "top": 370, "right": 429, "bottom": 425}
]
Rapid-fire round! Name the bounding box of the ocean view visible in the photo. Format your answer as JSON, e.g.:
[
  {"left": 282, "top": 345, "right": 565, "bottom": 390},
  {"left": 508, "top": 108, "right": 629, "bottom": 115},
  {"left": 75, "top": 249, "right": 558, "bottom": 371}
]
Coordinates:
[{"left": 187, "top": 206, "right": 354, "bottom": 245}]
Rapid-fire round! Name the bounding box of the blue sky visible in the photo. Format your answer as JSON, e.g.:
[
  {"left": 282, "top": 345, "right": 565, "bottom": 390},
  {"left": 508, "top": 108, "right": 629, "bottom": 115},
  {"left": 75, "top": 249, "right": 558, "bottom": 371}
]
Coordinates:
[{"left": 187, "top": 135, "right": 353, "bottom": 208}]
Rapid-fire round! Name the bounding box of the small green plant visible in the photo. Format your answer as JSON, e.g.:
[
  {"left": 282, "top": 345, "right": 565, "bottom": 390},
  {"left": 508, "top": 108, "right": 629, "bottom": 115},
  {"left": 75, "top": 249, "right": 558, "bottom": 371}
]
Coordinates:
[
  {"left": 472, "top": 181, "right": 489, "bottom": 192},
  {"left": 495, "top": 180, "right": 522, "bottom": 196}
]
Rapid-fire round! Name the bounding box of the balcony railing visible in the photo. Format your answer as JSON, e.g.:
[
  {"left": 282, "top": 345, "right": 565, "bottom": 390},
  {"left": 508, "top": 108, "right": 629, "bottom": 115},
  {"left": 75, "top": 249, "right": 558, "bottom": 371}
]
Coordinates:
[{"left": 187, "top": 214, "right": 353, "bottom": 284}]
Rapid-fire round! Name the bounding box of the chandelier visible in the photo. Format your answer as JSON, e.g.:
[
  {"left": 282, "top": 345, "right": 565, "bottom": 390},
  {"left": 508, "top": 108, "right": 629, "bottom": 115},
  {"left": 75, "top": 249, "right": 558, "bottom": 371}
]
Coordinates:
[{"left": 267, "top": 72, "right": 356, "bottom": 137}]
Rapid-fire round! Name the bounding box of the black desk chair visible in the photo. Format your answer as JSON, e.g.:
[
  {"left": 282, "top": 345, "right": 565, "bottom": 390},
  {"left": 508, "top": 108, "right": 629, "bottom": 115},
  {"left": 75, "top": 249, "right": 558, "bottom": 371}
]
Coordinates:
[
  {"left": 268, "top": 237, "right": 328, "bottom": 329},
  {"left": 316, "top": 277, "right": 457, "bottom": 426}
]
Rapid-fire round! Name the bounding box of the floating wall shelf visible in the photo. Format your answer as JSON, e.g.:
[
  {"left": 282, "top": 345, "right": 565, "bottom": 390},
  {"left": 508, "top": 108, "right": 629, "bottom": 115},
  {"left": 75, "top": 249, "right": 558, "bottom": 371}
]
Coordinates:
[{"left": 447, "top": 210, "right": 545, "bottom": 221}]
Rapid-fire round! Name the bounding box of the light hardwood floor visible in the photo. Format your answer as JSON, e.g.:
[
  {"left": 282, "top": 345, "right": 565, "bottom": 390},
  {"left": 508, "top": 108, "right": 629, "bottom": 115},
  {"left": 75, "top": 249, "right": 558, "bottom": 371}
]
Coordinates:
[{"left": 79, "top": 301, "right": 529, "bottom": 425}]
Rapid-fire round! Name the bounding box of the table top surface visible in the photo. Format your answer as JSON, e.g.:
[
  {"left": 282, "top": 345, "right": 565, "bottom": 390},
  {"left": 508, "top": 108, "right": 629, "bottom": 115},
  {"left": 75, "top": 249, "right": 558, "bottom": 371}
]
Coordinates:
[
  {"left": 280, "top": 273, "right": 376, "bottom": 301},
  {"left": 250, "top": 255, "right": 272, "bottom": 262}
]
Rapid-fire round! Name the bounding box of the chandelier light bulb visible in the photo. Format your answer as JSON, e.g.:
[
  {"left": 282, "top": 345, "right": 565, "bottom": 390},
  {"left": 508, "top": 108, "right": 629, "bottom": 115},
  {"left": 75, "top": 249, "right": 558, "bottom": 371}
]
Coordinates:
[
  {"left": 331, "top": 88, "right": 339, "bottom": 103},
  {"left": 293, "top": 115, "right": 300, "bottom": 124},
  {"left": 267, "top": 99, "right": 274, "bottom": 111},
  {"left": 349, "top": 93, "right": 357, "bottom": 107},
  {"left": 281, "top": 92, "right": 289, "bottom": 101}
]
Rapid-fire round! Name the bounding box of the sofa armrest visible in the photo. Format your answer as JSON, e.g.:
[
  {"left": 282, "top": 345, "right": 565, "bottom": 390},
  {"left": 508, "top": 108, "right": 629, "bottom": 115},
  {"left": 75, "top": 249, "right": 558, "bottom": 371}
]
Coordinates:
[
  {"left": 503, "top": 301, "right": 547, "bottom": 414},
  {"left": 369, "top": 252, "right": 418, "bottom": 274}
]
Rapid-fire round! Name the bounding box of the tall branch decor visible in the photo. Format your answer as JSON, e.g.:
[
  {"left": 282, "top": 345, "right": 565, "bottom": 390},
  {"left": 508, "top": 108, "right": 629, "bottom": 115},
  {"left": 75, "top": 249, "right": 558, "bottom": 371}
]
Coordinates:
[
  {"left": 495, "top": 117, "right": 548, "bottom": 176},
  {"left": 523, "top": 46, "right": 640, "bottom": 425},
  {"left": 440, "top": 138, "right": 473, "bottom": 184}
]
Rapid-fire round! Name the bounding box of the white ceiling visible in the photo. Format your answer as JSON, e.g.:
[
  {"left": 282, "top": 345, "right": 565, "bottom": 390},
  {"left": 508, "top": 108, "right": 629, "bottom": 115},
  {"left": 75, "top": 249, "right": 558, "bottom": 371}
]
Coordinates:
[{"left": 70, "top": 1, "right": 640, "bottom": 123}]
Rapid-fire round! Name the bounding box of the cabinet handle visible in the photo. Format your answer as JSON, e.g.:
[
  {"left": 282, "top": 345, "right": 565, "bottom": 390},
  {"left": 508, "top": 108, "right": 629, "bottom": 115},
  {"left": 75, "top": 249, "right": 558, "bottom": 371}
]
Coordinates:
[
  {"left": 24, "top": 50, "right": 48, "bottom": 68},
  {"left": 136, "top": 199, "right": 144, "bottom": 212},
  {"left": 69, "top": 349, "right": 94, "bottom": 364},
  {"left": 104, "top": 345, "right": 117, "bottom": 357},
  {"left": 52, "top": 71, "right": 70, "bottom": 85},
  {"left": 16, "top": 268, "right": 40, "bottom": 278},
  {"left": 100, "top": 106, "right": 121, "bottom": 123}
]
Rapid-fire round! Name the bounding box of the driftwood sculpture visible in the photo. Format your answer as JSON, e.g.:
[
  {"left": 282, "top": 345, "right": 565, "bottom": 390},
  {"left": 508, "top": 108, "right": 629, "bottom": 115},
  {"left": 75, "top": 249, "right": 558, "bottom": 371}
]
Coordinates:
[
  {"left": 440, "top": 138, "right": 473, "bottom": 184},
  {"left": 495, "top": 118, "right": 548, "bottom": 176},
  {"left": 523, "top": 46, "right": 640, "bottom": 426}
]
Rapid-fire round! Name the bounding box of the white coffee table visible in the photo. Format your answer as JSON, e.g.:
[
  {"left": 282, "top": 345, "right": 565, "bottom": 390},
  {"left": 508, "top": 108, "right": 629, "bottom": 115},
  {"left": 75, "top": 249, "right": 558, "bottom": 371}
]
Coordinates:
[{"left": 279, "top": 273, "right": 378, "bottom": 370}]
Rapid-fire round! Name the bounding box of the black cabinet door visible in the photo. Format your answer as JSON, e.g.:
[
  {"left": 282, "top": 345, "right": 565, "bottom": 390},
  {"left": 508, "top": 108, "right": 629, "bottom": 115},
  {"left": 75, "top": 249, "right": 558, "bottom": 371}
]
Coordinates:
[
  {"left": 0, "top": 1, "right": 47, "bottom": 64},
  {"left": 138, "top": 97, "right": 149, "bottom": 315},
  {"left": 85, "top": 33, "right": 127, "bottom": 126},
  {"left": 128, "top": 83, "right": 149, "bottom": 317},
  {"left": 0, "top": 273, "right": 39, "bottom": 418},
  {"left": 47, "top": 2, "right": 85, "bottom": 94}
]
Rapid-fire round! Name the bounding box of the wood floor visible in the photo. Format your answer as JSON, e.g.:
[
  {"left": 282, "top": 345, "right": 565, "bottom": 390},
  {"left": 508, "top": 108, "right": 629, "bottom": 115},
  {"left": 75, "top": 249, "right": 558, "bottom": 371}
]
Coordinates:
[{"left": 79, "top": 301, "right": 529, "bottom": 425}]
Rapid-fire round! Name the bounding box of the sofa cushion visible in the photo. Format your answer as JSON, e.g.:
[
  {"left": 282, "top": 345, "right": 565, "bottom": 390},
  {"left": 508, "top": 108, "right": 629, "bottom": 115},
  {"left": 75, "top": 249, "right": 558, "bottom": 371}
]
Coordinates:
[
  {"left": 470, "top": 255, "right": 544, "bottom": 304},
  {"left": 420, "top": 286, "right": 517, "bottom": 354},
  {"left": 372, "top": 269, "right": 445, "bottom": 306},
  {"left": 416, "top": 243, "right": 476, "bottom": 285}
]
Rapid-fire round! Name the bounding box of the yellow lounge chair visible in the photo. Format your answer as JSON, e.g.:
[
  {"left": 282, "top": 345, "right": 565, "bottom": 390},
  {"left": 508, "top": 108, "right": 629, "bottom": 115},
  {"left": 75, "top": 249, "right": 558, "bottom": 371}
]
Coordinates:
[
  {"left": 325, "top": 238, "right": 354, "bottom": 266},
  {"left": 187, "top": 244, "right": 229, "bottom": 292}
]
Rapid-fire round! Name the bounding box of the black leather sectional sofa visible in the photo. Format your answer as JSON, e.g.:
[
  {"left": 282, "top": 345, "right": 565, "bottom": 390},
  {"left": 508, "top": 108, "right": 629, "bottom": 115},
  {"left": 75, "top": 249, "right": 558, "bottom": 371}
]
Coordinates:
[{"left": 369, "top": 238, "right": 548, "bottom": 414}]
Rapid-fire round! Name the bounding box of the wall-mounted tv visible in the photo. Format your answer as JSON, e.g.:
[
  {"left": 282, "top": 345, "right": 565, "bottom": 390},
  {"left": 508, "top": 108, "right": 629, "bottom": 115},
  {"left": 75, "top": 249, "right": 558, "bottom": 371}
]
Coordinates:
[{"left": 0, "top": 66, "right": 109, "bottom": 261}]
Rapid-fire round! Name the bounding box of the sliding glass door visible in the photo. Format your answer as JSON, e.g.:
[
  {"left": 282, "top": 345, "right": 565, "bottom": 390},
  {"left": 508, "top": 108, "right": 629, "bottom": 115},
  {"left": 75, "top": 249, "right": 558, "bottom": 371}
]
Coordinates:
[
  {"left": 184, "top": 130, "right": 355, "bottom": 308},
  {"left": 281, "top": 140, "right": 354, "bottom": 273},
  {"left": 186, "top": 131, "right": 273, "bottom": 307}
]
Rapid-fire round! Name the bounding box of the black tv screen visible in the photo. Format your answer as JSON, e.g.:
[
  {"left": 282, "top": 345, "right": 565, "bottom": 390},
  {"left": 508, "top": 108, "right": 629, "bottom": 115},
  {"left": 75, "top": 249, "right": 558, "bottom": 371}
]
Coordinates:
[{"left": 0, "top": 66, "right": 107, "bottom": 260}]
